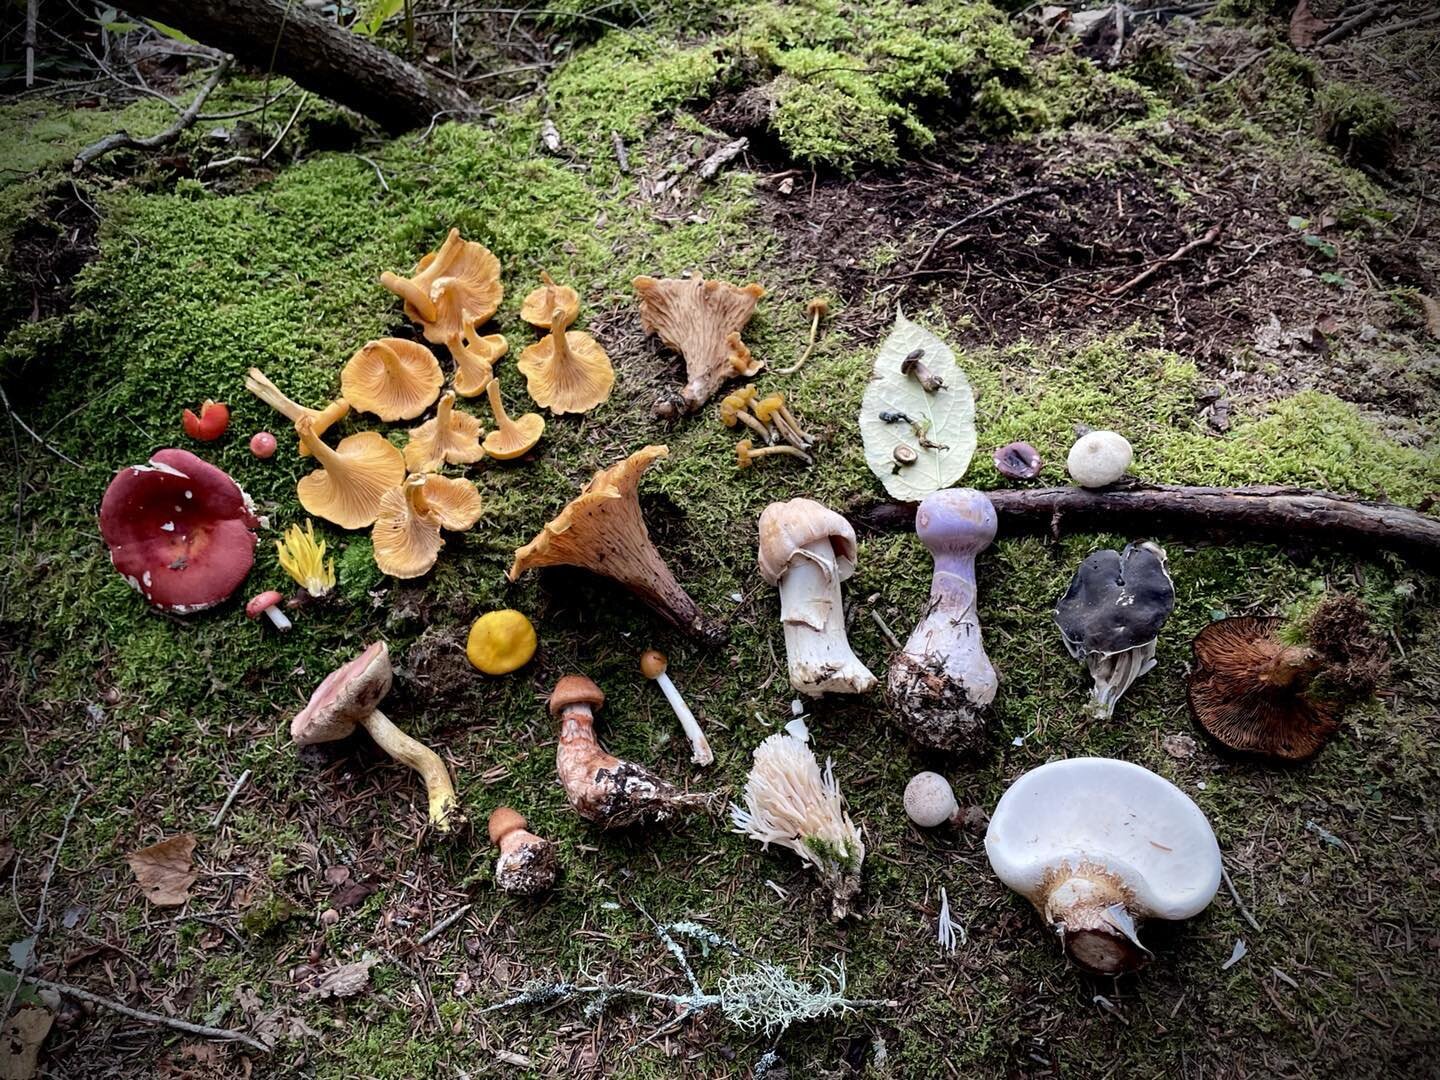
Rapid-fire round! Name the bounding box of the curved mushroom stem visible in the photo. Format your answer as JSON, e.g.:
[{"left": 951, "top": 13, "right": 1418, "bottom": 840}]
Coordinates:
[
  {"left": 449, "top": 332, "right": 496, "bottom": 397},
  {"left": 380, "top": 271, "right": 439, "bottom": 323},
  {"left": 549, "top": 307, "right": 573, "bottom": 365},
  {"left": 368, "top": 339, "right": 406, "bottom": 378},
  {"left": 357, "top": 708, "right": 461, "bottom": 831},
  {"left": 776, "top": 307, "right": 825, "bottom": 376},
  {"left": 737, "top": 411, "right": 772, "bottom": 443},
  {"left": 484, "top": 378, "right": 519, "bottom": 440},
  {"left": 405, "top": 474, "right": 435, "bottom": 517},
  {"left": 778, "top": 540, "right": 876, "bottom": 696},
  {"left": 294, "top": 416, "right": 352, "bottom": 480},
  {"left": 262, "top": 605, "right": 292, "bottom": 631},
  {"left": 739, "top": 442, "right": 813, "bottom": 468},
  {"left": 641, "top": 652, "right": 713, "bottom": 767},
  {"left": 1084, "top": 644, "right": 1159, "bottom": 720},
  {"left": 434, "top": 390, "right": 454, "bottom": 433},
  {"left": 778, "top": 404, "right": 814, "bottom": 445},
  {"left": 246, "top": 369, "right": 349, "bottom": 456},
  {"left": 1041, "top": 869, "right": 1152, "bottom": 976}
]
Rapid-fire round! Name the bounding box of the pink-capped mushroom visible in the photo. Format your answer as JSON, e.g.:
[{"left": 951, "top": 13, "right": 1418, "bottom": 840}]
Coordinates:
[{"left": 246, "top": 590, "right": 292, "bottom": 631}]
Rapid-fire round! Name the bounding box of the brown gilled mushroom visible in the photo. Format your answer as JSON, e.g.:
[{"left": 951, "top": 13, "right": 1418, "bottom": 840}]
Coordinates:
[
  {"left": 488, "top": 807, "right": 559, "bottom": 894},
  {"left": 633, "top": 274, "right": 765, "bottom": 416},
  {"left": 550, "top": 674, "right": 712, "bottom": 829},
  {"left": 508, "top": 445, "right": 718, "bottom": 640},
  {"left": 403, "top": 391, "right": 485, "bottom": 472},
  {"left": 380, "top": 228, "right": 503, "bottom": 345},
  {"left": 341, "top": 339, "right": 444, "bottom": 422}
]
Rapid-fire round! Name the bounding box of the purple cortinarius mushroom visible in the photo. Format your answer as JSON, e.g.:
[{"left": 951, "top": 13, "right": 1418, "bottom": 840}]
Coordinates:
[
  {"left": 887, "top": 488, "right": 999, "bottom": 751},
  {"left": 1054, "top": 542, "right": 1175, "bottom": 719},
  {"left": 993, "top": 442, "right": 1042, "bottom": 480}
]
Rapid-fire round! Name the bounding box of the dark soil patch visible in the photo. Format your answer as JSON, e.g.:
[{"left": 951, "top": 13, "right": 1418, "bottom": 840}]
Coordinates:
[{"left": 3, "top": 184, "right": 100, "bottom": 333}]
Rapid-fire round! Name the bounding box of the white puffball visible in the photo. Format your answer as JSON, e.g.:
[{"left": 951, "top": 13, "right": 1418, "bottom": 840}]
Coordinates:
[
  {"left": 904, "top": 771, "right": 959, "bottom": 828},
  {"left": 1067, "top": 430, "right": 1133, "bottom": 488}
]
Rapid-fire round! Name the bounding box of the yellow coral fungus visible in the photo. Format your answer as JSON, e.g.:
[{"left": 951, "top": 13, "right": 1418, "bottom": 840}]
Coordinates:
[{"left": 275, "top": 520, "right": 336, "bottom": 597}]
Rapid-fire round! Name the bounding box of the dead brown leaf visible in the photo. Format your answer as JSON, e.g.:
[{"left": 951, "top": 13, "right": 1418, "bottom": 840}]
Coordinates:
[
  {"left": 0, "top": 1005, "right": 53, "bottom": 1080},
  {"left": 306, "top": 956, "right": 378, "bottom": 1000},
  {"left": 1289, "top": 0, "right": 1328, "bottom": 48},
  {"left": 329, "top": 875, "right": 380, "bottom": 910},
  {"left": 126, "top": 834, "right": 198, "bottom": 907},
  {"left": 1420, "top": 293, "right": 1440, "bottom": 340}
]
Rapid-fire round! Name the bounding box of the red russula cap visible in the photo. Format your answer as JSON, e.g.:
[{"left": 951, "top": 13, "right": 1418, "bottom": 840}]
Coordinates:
[
  {"left": 99, "top": 448, "right": 260, "bottom": 613},
  {"left": 246, "top": 590, "right": 284, "bottom": 619}
]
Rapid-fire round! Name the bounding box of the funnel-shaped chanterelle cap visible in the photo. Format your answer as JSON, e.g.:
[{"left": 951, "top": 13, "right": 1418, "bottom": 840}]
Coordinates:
[
  {"left": 508, "top": 446, "right": 718, "bottom": 640},
  {"left": 404, "top": 391, "right": 485, "bottom": 472},
  {"left": 381, "top": 228, "right": 503, "bottom": 345},
  {"left": 517, "top": 308, "right": 615, "bottom": 415},
  {"left": 985, "top": 757, "right": 1221, "bottom": 976},
  {"left": 290, "top": 642, "right": 461, "bottom": 832},
  {"left": 481, "top": 378, "right": 544, "bottom": 460},
  {"left": 295, "top": 417, "right": 406, "bottom": 530},
  {"left": 372, "top": 475, "right": 445, "bottom": 579},
  {"left": 519, "top": 271, "right": 580, "bottom": 329},
  {"left": 633, "top": 274, "right": 765, "bottom": 416},
  {"left": 342, "top": 338, "right": 444, "bottom": 422}
]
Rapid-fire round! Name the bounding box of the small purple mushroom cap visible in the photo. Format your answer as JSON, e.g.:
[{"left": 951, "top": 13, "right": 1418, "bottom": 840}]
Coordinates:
[{"left": 993, "top": 442, "right": 1043, "bottom": 480}]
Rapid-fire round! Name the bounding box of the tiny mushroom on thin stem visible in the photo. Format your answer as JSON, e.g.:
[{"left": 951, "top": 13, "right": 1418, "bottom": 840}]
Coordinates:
[
  {"left": 776, "top": 297, "right": 830, "bottom": 376},
  {"left": 719, "top": 391, "right": 772, "bottom": 443},
  {"left": 488, "top": 807, "right": 559, "bottom": 895},
  {"left": 888, "top": 488, "right": 999, "bottom": 751},
  {"left": 550, "top": 674, "right": 713, "bottom": 829},
  {"left": 291, "top": 642, "right": 461, "bottom": 832},
  {"left": 757, "top": 498, "right": 876, "bottom": 696},
  {"left": 900, "top": 348, "right": 945, "bottom": 392},
  {"left": 246, "top": 590, "right": 292, "bottom": 631},
  {"left": 640, "top": 649, "right": 713, "bottom": 766},
  {"left": 1066, "top": 430, "right": 1132, "bottom": 488},
  {"left": 903, "top": 771, "right": 960, "bottom": 828},
  {"left": 985, "top": 757, "right": 1222, "bottom": 976},
  {"left": 736, "top": 438, "right": 812, "bottom": 469},
  {"left": 752, "top": 393, "right": 813, "bottom": 448}
]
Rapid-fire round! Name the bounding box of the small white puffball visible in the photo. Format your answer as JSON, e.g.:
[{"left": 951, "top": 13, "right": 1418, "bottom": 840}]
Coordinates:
[
  {"left": 904, "top": 771, "right": 959, "bottom": 828},
  {"left": 1067, "top": 430, "right": 1133, "bottom": 488}
]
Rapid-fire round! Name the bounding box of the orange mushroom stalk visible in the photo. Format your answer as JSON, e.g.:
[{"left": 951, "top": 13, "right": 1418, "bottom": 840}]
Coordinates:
[
  {"left": 550, "top": 674, "right": 712, "bottom": 829},
  {"left": 736, "top": 439, "right": 811, "bottom": 469},
  {"left": 488, "top": 807, "right": 559, "bottom": 894},
  {"left": 373, "top": 474, "right": 483, "bottom": 578},
  {"left": 517, "top": 307, "right": 615, "bottom": 415},
  {"left": 295, "top": 417, "right": 406, "bottom": 529},
  {"left": 342, "top": 339, "right": 444, "bottom": 422},
  {"left": 508, "top": 445, "right": 719, "bottom": 640},
  {"left": 450, "top": 330, "right": 508, "bottom": 398},
  {"left": 404, "top": 391, "right": 485, "bottom": 472},
  {"left": 244, "top": 367, "right": 349, "bottom": 457},
  {"left": 633, "top": 274, "right": 765, "bottom": 416},
  {"left": 519, "top": 270, "right": 580, "bottom": 329},
  {"left": 481, "top": 378, "right": 544, "bottom": 460},
  {"left": 380, "top": 227, "right": 503, "bottom": 344}
]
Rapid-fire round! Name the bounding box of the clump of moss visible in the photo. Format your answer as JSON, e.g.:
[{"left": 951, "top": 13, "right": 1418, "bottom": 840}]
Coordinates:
[
  {"left": 338, "top": 538, "right": 383, "bottom": 603},
  {"left": 973, "top": 52, "right": 1160, "bottom": 136},
  {"left": 1316, "top": 81, "right": 1401, "bottom": 168},
  {"left": 241, "top": 894, "right": 298, "bottom": 938}
]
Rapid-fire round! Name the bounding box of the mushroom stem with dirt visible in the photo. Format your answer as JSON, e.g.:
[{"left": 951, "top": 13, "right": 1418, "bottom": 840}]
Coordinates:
[
  {"left": 985, "top": 757, "right": 1221, "bottom": 976},
  {"left": 640, "top": 649, "right": 713, "bottom": 766},
  {"left": 757, "top": 498, "right": 875, "bottom": 696},
  {"left": 291, "top": 642, "right": 461, "bottom": 832},
  {"left": 244, "top": 367, "right": 349, "bottom": 457},
  {"left": 509, "top": 445, "right": 719, "bottom": 640},
  {"left": 488, "top": 807, "right": 559, "bottom": 895},
  {"left": 549, "top": 674, "right": 713, "bottom": 829},
  {"left": 887, "top": 488, "right": 999, "bottom": 750}
]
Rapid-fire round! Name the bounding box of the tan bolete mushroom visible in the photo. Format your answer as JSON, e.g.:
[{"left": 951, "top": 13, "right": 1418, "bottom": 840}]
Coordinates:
[
  {"left": 292, "top": 641, "right": 461, "bottom": 831},
  {"left": 296, "top": 417, "right": 406, "bottom": 529},
  {"left": 403, "top": 391, "right": 485, "bottom": 472},
  {"left": 508, "top": 445, "right": 717, "bottom": 640},
  {"left": 481, "top": 378, "right": 544, "bottom": 460},
  {"left": 380, "top": 228, "right": 503, "bottom": 344},
  {"left": 450, "top": 330, "right": 508, "bottom": 398},
  {"left": 519, "top": 270, "right": 580, "bottom": 328},
  {"left": 244, "top": 367, "right": 349, "bottom": 457},
  {"left": 488, "top": 807, "right": 559, "bottom": 894},
  {"left": 517, "top": 308, "right": 615, "bottom": 415},
  {"left": 634, "top": 274, "right": 765, "bottom": 416},
  {"left": 757, "top": 498, "right": 875, "bottom": 696},
  {"left": 341, "top": 339, "right": 444, "bottom": 421},
  {"left": 550, "top": 674, "right": 711, "bottom": 828}
]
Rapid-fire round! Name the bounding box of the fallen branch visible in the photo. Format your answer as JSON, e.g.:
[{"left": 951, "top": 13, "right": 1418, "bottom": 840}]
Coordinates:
[
  {"left": 1359, "top": 9, "right": 1440, "bottom": 38},
  {"left": 19, "top": 975, "right": 269, "bottom": 1055},
  {"left": 697, "top": 137, "right": 749, "bottom": 182},
  {"left": 852, "top": 484, "right": 1440, "bottom": 563},
  {"left": 1315, "top": 3, "right": 1386, "bottom": 46},
  {"left": 1109, "top": 225, "right": 1222, "bottom": 297},
  {"left": 74, "top": 55, "right": 234, "bottom": 172}
]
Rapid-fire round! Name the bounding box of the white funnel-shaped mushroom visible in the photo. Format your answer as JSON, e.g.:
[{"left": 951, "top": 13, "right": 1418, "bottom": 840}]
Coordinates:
[{"left": 985, "top": 757, "right": 1221, "bottom": 976}]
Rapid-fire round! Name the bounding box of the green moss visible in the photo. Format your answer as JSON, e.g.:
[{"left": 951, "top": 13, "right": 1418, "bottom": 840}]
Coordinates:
[
  {"left": 240, "top": 894, "right": 298, "bottom": 938},
  {"left": 1316, "top": 81, "right": 1401, "bottom": 167},
  {"left": 974, "top": 51, "right": 1162, "bottom": 135}
]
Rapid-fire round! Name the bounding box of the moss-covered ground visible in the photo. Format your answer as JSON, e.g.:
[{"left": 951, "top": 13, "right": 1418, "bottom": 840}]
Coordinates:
[{"left": 1, "top": 2, "right": 1437, "bottom": 1076}]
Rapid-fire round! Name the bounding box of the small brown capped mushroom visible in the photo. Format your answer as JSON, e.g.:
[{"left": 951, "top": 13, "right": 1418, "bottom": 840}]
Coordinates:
[{"left": 488, "top": 807, "right": 559, "bottom": 894}]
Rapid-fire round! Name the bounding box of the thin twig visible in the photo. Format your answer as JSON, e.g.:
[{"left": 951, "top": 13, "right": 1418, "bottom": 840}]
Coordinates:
[
  {"left": 1108, "top": 225, "right": 1221, "bottom": 297},
  {"left": 1221, "top": 866, "right": 1261, "bottom": 932},
  {"left": 211, "top": 769, "right": 251, "bottom": 830},
  {"left": 414, "top": 903, "right": 472, "bottom": 947},
  {"left": 355, "top": 155, "right": 390, "bottom": 192},
  {"left": 1, "top": 795, "right": 82, "bottom": 1027},
  {"left": 73, "top": 55, "right": 235, "bottom": 172},
  {"left": 261, "top": 92, "right": 308, "bottom": 161},
  {"left": 869, "top": 609, "right": 902, "bottom": 651},
  {"left": 1211, "top": 47, "right": 1271, "bottom": 88},
  {"left": 0, "top": 384, "right": 85, "bottom": 469},
  {"left": 1315, "top": 3, "right": 1386, "bottom": 46},
  {"left": 1359, "top": 9, "right": 1440, "bottom": 37},
  {"left": 611, "top": 131, "right": 629, "bottom": 174},
  {"left": 19, "top": 975, "right": 269, "bottom": 1054},
  {"left": 897, "top": 186, "right": 1057, "bottom": 295}
]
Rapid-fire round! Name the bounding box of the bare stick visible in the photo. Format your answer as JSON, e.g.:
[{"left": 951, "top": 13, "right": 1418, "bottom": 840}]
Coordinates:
[
  {"left": 1359, "top": 10, "right": 1440, "bottom": 37},
  {"left": 74, "top": 56, "right": 235, "bottom": 171},
  {"left": 20, "top": 975, "right": 269, "bottom": 1055},
  {"left": 211, "top": 769, "right": 251, "bottom": 829},
  {"left": 1315, "top": 3, "right": 1385, "bottom": 46},
  {"left": 611, "top": 131, "right": 629, "bottom": 174},
  {"left": 24, "top": 0, "right": 37, "bottom": 88},
  {"left": 1221, "top": 866, "right": 1261, "bottom": 933},
  {"left": 414, "top": 903, "right": 472, "bottom": 947},
  {"left": 1109, "top": 225, "right": 1221, "bottom": 297},
  {"left": 869, "top": 609, "right": 902, "bottom": 651},
  {"left": 697, "top": 137, "right": 748, "bottom": 182}
]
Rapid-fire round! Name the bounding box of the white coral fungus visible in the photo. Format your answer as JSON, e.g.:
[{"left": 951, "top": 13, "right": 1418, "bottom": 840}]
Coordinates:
[{"left": 730, "top": 730, "right": 864, "bottom": 919}]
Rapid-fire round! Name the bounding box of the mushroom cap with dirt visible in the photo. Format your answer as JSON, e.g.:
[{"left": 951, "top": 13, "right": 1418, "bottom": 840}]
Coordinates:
[
  {"left": 519, "top": 270, "right": 580, "bottom": 328},
  {"left": 633, "top": 274, "right": 765, "bottom": 415},
  {"left": 291, "top": 641, "right": 461, "bottom": 831},
  {"left": 757, "top": 497, "right": 875, "bottom": 696},
  {"left": 341, "top": 338, "right": 444, "bottom": 422},
  {"left": 1054, "top": 542, "right": 1175, "bottom": 719},
  {"left": 985, "top": 757, "right": 1221, "bottom": 976},
  {"left": 549, "top": 674, "right": 712, "bottom": 829},
  {"left": 488, "top": 807, "right": 559, "bottom": 895},
  {"left": 903, "top": 771, "right": 959, "bottom": 828},
  {"left": 508, "top": 445, "right": 718, "bottom": 640},
  {"left": 99, "top": 448, "right": 260, "bottom": 613},
  {"left": 1186, "top": 596, "right": 1387, "bottom": 762},
  {"left": 380, "top": 228, "right": 503, "bottom": 345},
  {"left": 403, "top": 391, "right": 485, "bottom": 472},
  {"left": 295, "top": 417, "right": 406, "bottom": 529},
  {"left": 516, "top": 308, "right": 615, "bottom": 415}
]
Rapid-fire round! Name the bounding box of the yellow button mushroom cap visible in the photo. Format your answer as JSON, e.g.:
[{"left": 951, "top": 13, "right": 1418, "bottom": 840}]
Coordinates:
[{"left": 467, "top": 610, "right": 538, "bottom": 675}]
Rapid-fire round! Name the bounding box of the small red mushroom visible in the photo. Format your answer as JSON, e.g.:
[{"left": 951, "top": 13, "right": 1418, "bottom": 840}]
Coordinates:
[
  {"left": 246, "top": 589, "right": 292, "bottom": 631},
  {"left": 182, "top": 400, "right": 230, "bottom": 442},
  {"left": 99, "top": 449, "right": 260, "bottom": 613},
  {"left": 249, "top": 431, "right": 278, "bottom": 458}
]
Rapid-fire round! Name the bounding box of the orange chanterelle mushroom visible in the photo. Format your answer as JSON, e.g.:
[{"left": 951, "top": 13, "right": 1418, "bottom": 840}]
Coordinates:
[
  {"left": 372, "top": 474, "right": 482, "bottom": 578},
  {"left": 450, "top": 330, "right": 508, "bottom": 398},
  {"left": 380, "top": 228, "right": 504, "bottom": 348},
  {"left": 295, "top": 416, "right": 406, "bottom": 529},
  {"left": 341, "top": 338, "right": 444, "bottom": 422},
  {"left": 517, "top": 306, "right": 615, "bottom": 415},
  {"left": 404, "top": 391, "right": 485, "bottom": 472},
  {"left": 633, "top": 274, "right": 765, "bottom": 417},
  {"left": 519, "top": 271, "right": 580, "bottom": 329}
]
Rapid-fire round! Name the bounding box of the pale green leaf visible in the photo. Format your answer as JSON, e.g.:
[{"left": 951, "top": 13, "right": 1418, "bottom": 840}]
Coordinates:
[
  {"left": 859, "top": 310, "right": 976, "bottom": 501},
  {"left": 358, "top": 0, "right": 408, "bottom": 36},
  {"left": 146, "top": 20, "right": 197, "bottom": 44}
]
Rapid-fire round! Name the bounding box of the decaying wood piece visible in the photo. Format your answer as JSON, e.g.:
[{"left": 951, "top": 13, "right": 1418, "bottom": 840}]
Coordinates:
[{"left": 854, "top": 484, "right": 1440, "bottom": 563}]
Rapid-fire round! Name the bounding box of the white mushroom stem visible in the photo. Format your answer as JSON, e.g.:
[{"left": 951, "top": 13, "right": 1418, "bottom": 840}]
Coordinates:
[
  {"left": 262, "top": 605, "right": 292, "bottom": 631},
  {"left": 778, "top": 540, "right": 876, "bottom": 697},
  {"left": 655, "top": 671, "right": 712, "bottom": 766}
]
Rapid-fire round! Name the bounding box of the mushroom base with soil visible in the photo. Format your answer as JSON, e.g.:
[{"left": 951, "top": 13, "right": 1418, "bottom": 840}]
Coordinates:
[
  {"left": 1038, "top": 863, "right": 1152, "bottom": 976},
  {"left": 776, "top": 540, "right": 876, "bottom": 696}
]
